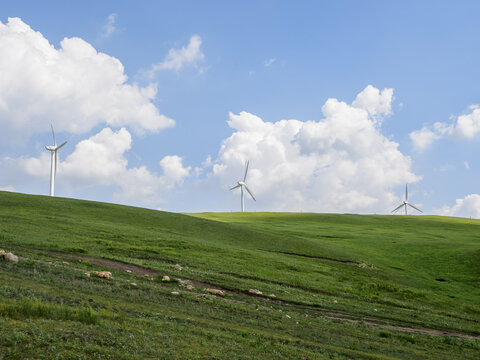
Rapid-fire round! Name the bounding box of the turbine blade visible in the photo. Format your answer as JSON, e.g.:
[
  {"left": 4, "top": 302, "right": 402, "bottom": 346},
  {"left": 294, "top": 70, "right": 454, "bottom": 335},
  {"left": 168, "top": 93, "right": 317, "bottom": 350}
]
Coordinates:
[
  {"left": 244, "top": 184, "right": 256, "bottom": 201},
  {"left": 391, "top": 203, "right": 404, "bottom": 213},
  {"left": 51, "top": 124, "right": 56, "bottom": 146},
  {"left": 408, "top": 203, "right": 423, "bottom": 213},
  {"left": 56, "top": 141, "right": 67, "bottom": 150},
  {"left": 405, "top": 184, "right": 408, "bottom": 202},
  {"left": 230, "top": 184, "right": 241, "bottom": 190},
  {"left": 243, "top": 160, "right": 249, "bottom": 182}
]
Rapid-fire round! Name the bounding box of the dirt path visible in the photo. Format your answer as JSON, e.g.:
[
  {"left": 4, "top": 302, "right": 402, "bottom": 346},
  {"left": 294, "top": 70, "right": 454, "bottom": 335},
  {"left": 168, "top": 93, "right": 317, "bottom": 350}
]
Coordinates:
[
  {"left": 324, "top": 316, "right": 479, "bottom": 340},
  {"left": 44, "top": 251, "right": 479, "bottom": 341},
  {"left": 49, "top": 252, "right": 161, "bottom": 276},
  {"left": 267, "top": 250, "right": 361, "bottom": 264}
]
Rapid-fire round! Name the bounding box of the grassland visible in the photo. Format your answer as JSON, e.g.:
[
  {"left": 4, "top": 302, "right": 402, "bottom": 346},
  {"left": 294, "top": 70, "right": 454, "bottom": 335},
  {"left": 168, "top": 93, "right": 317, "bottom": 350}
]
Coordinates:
[{"left": 0, "top": 191, "right": 479, "bottom": 359}]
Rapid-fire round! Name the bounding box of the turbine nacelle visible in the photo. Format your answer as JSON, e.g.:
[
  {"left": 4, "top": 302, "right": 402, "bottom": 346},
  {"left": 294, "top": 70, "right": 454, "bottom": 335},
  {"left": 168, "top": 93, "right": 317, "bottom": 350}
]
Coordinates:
[
  {"left": 392, "top": 184, "right": 422, "bottom": 215},
  {"left": 230, "top": 160, "right": 256, "bottom": 212},
  {"left": 45, "top": 125, "right": 67, "bottom": 197}
]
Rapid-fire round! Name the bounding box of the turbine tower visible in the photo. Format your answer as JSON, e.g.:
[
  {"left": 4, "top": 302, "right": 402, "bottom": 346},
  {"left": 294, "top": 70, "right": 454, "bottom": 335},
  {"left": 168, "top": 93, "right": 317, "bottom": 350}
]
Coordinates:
[
  {"left": 45, "top": 125, "right": 67, "bottom": 197},
  {"left": 391, "top": 184, "right": 422, "bottom": 215},
  {"left": 230, "top": 160, "right": 256, "bottom": 212}
]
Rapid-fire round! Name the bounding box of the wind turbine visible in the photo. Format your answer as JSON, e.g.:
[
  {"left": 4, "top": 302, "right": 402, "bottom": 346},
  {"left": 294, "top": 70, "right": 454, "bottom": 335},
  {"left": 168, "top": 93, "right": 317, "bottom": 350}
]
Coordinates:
[
  {"left": 391, "top": 184, "right": 422, "bottom": 215},
  {"left": 230, "top": 160, "right": 256, "bottom": 212},
  {"left": 45, "top": 125, "right": 67, "bottom": 197}
]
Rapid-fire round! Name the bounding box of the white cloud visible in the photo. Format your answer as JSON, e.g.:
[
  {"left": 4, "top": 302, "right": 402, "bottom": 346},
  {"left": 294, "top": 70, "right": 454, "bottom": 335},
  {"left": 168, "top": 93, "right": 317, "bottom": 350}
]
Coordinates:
[
  {"left": 209, "top": 85, "right": 420, "bottom": 213},
  {"left": 352, "top": 85, "right": 393, "bottom": 121},
  {"left": 454, "top": 106, "right": 480, "bottom": 138},
  {"left": 16, "top": 128, "right": 191, "bottom": 206},
  {"left": 264, "top": 58, "right": 276, "bottom": 67},
  {"left": 438, "top": 163, "right": 454, "bottom": 173},
  {"left": 148, "top": 35, "right": 204, "bottom": 76},
  {"left": 436, "top": 194, "right": 480, "bottom": 218},
  {"left": 464, "top": 161, "right": 470, "bottom": 170},
  {"left": 0, "top": 17, "right": 174, "bottom": 143},
  {"left": 0, "top": 186, "right": 15, "bottom": 192},
  {"left": 409, "top": 106, "right": 480, "bottom": 150},
  {"left": 101, "top": 13, "right": 117, "bottom": 39},
  {"left": 410, "top": 126, "right": 442, "bottom": 151},
  {"left": 159, "top": 155, "right": 191, "bottom": 189}
]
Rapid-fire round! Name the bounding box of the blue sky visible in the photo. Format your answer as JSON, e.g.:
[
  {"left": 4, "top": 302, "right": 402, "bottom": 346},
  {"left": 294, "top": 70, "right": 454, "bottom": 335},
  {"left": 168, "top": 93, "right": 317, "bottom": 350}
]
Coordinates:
[{"left": 1, "top": 1, "right": 480, "bottom": 216}]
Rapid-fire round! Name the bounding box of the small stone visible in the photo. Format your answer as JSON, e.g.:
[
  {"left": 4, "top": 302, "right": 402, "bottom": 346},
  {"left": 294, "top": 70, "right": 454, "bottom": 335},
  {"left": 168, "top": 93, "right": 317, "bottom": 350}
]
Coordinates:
[
  {"left": 93, "top": 271, "right": 112, "bottom": 280},
  {"left": 269, "top": 294, "right": 276, "bottom": 298},
  {"left": 162, "top": 275, "right": 171, "bottom": 282},
  {"left": 173, "top": 264, "right": 183, "bottom": 270},
  {"left": 144, "top": 274, "right": 150, "bottom": 277},
  {"left": 186, "top": 285, "right": 194, "bottom": 290},
  {"left": 4, "top": 253, "right": 18, "bottom": 264},
  {"left": 249, "top": 289, "right": 262, "bottom": 295},
  {"left": 125, "top": 269, "right": 132, "bottom": 273},
  {"left": 205, "top": 288, "right": 225, "bottom": 296},
  {"left": 62, "top": 261, "right": 69, "bottom": 265},
  {"left": 131, "top": 283, "right": 137, "bottom": 286},
  {"left": 171, "top": 291, "right": 179, "bottom": 295},
  {"left": 333, "top": 300, "right": 338, "bottom": 304},
  {"left": 286, "top": 314, "right": 291, "bottom": 319},
  {"left": 374, "top": 308, "right": 378, "bottom": 312}
]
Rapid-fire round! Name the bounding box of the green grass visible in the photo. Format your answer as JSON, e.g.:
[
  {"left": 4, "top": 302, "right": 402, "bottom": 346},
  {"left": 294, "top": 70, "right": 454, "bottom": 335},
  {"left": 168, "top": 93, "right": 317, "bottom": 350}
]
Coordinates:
[{"left": 0, "top": 191, "right": 479, "bottom": 359}]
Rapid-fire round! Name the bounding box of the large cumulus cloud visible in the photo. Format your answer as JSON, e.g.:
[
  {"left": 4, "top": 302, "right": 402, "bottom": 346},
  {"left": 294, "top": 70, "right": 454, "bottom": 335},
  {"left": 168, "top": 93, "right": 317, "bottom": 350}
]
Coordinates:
[
  {"left": 0, "top": 17, "right": 174, "bottom": 142},
  {"left": 211, "top": 85, "right": 420, "bottom": 213}
]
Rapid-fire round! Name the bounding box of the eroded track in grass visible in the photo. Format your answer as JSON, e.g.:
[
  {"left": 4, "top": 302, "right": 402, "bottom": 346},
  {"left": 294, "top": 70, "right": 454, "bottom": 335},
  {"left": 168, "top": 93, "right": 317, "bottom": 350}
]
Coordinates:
[{"left": 44, "top": 251, "right": 479, "bottom": 341}]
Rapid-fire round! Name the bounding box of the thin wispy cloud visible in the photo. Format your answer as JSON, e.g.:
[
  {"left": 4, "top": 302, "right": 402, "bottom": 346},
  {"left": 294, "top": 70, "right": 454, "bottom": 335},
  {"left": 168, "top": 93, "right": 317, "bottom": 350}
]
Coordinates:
[
  {"left": 146, "top": 35, "right": 205, "bottom": 78},
  {"left": 101, "top": 13, "right": 117, "bottom": 39},
  {"left": 264, "top": 58, "right": 276, "bottom": 67}
]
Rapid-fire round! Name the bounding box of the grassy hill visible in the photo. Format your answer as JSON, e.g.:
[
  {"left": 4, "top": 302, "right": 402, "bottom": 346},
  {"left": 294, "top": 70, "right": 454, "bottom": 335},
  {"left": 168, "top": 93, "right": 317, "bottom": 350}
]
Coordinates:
[{"left": 0, "top": 191, "right": 479, "bottom": 359}]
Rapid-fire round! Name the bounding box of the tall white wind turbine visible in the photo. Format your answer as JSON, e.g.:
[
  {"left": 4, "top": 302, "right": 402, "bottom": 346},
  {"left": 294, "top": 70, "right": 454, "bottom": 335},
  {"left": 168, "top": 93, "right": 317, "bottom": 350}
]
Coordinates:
[
  {"left": 230, "top": 160, "right": 256, "bottom": 212},
  {"left": 391, "top": 184, "right": 422, "bottom": 215},
  {"left": 45, "top": 125, "right": 67, "bottom": 197}
]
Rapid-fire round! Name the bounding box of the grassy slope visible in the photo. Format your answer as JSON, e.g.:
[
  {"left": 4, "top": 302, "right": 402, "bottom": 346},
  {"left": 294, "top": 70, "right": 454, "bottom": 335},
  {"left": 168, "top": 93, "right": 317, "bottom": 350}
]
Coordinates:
[{"left": 0, "top": 191, "right": 478, "bottom": 359}]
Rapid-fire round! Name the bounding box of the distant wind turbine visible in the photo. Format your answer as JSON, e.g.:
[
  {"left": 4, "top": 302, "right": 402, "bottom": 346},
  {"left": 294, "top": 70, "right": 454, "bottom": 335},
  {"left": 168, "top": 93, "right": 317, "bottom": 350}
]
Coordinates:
[
  {"left": 230, "top": 160, "right": 256, "bottom": 212},
  {"left": 391, "top": 184, "right": 422, "bottom": 215},
  {"left": 45, "top": 125, "right": 67, "bottom": 197}
]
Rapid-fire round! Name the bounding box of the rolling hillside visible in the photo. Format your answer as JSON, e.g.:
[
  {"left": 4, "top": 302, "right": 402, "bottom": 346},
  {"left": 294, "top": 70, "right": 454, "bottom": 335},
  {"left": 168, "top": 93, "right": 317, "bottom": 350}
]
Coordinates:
[{"left": 0, "top": 191, "right": 479, "bottom": 359}]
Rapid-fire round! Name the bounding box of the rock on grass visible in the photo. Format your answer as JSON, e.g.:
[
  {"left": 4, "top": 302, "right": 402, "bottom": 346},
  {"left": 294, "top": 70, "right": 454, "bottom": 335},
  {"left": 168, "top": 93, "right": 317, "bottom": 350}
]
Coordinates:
[
  {"left": 92, "top": 271, "right": 112, "bottom": 280},
  {"left": 1, "top": 250, "right": 19, "bottom": 264},
  {"left": 205, "top": 288, "right": 225, "bottom": 296}
]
